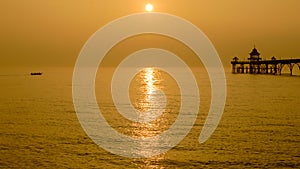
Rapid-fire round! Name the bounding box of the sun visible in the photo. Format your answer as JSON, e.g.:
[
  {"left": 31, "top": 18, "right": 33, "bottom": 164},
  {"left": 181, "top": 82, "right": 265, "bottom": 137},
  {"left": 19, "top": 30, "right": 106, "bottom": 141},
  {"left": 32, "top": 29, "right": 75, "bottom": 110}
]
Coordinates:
[{"left": 145, "top": 3, "right": 153, "bottom": 12}]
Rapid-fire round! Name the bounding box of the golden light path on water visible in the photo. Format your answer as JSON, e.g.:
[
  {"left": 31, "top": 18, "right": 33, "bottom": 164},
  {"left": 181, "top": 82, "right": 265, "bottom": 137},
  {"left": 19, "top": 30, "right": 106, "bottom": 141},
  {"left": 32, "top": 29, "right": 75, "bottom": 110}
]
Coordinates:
[
  {"left": 144, "top": 67, "right": 155, "bottom": 95},
  {"left": 131, "top": 67, "right": 164, "bottom": 159},
  {"left": 132, "top": 67, "right": 166, "bottom": 114}
]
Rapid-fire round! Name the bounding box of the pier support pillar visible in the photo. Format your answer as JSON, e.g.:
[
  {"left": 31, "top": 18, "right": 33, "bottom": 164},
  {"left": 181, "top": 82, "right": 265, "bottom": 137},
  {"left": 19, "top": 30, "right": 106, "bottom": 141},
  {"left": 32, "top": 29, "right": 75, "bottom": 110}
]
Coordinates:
[
  {"left": 232, "top": 64, "right": 236, "bottom": 73},
  {"left": 274, "top": 64, "right": 277, "bottom": 74},
  {"left": 249, "top": 64, "right": 253, "bottom": 74},
  {"left": 241, "top": 64, "right": 244, "bottom": 73}
]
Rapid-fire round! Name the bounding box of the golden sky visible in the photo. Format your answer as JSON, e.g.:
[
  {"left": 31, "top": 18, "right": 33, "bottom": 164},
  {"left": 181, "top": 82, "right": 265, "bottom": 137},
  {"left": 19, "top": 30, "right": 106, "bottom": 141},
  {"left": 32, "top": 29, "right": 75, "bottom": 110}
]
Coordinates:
[{"left": 1, "top": 0, "right": 299, "bottom": 67}]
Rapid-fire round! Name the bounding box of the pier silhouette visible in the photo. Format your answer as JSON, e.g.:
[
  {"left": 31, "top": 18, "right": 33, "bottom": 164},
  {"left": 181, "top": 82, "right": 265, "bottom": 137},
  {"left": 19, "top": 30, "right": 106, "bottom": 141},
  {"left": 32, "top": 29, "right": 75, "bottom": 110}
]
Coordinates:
[{"left": 231, "top": 47, "right": 300, "bottom": 76}]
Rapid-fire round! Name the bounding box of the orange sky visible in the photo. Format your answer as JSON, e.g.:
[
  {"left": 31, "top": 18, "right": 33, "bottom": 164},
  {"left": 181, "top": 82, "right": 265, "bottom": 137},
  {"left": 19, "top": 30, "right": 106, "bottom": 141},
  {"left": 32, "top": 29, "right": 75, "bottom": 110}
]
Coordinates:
[{"left": 1, "top": 0, "right": 299, "bottom": 67}]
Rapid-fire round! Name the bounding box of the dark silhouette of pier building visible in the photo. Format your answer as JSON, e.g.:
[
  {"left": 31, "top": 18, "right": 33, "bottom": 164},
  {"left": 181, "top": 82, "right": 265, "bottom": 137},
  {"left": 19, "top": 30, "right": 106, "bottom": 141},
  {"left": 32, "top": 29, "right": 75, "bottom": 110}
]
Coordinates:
[{"left": 231, "top": 47, "right": 300, "bottom": 76}]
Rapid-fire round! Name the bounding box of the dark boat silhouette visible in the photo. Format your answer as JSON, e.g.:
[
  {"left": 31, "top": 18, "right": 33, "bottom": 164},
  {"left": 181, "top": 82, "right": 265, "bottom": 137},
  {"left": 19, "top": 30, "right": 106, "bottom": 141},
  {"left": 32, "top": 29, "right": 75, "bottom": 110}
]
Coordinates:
[{"left": 30, "top": 72, "right": 43, "bottom": 76}]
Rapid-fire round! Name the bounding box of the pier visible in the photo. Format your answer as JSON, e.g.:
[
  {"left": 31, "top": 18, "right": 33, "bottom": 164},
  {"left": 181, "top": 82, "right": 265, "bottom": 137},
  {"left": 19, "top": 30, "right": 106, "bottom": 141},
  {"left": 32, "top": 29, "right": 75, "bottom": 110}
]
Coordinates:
[{"left": 231, "top": 47, "right": 300, "bottom": 75}]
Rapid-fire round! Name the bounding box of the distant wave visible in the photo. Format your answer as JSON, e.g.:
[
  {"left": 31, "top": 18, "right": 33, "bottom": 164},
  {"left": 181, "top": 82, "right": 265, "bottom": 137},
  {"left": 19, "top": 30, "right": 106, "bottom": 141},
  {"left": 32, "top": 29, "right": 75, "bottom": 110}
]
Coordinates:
[{"left": 0, "top": 74, "right": 29, "bottom": 77}]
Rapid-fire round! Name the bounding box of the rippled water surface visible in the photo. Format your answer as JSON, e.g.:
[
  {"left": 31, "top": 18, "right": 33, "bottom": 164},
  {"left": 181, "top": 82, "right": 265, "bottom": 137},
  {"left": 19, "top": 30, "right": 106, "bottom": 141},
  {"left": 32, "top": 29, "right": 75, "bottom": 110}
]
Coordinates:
[{"left": 1, "top": 67, "right": 299, "bottom": 168}]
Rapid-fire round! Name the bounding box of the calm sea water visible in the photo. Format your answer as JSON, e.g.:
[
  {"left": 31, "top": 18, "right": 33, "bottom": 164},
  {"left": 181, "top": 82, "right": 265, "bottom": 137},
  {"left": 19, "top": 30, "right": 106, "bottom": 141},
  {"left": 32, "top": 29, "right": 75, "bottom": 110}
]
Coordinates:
[{"left": 1, "top": 66, "right": 299, "bottom": 168}]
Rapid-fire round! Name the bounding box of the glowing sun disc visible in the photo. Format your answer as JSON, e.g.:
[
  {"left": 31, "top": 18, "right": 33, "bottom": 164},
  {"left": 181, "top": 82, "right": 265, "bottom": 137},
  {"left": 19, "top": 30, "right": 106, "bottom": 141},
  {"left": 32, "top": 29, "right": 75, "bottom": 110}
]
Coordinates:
[{"left": 145, "top": 3, "right": 153, "bottom": 12}]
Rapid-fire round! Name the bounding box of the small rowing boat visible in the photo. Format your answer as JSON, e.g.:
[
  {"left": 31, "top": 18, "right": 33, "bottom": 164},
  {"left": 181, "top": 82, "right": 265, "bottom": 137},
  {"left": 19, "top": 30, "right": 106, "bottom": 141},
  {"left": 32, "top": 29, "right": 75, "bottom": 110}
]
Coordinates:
[{"left": 30, "top": 72, "right": 43, "bottom": 76}]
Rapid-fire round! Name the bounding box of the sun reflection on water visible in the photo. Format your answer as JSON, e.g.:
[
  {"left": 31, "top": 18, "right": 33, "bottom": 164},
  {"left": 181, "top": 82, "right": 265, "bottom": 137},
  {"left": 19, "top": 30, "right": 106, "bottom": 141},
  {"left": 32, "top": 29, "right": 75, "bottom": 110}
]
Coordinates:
[
  {"left": 97, "top": 66, "right": 182, "bottom": 158},
  {"left": 144, "top": 67, "right": 156, "bottom": 95},
  {"left": 125, "top": 67, "right": 180, "bottom": 138},
  {"left": 133, "top": 67, "right": 164, "bottom": 113}
]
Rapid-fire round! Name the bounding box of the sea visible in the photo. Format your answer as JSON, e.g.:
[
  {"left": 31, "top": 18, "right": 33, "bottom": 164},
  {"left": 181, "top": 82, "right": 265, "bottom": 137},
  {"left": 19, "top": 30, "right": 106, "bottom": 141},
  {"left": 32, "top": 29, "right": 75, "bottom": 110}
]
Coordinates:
[{"left": 0, "top": 66, "right": 299, "bottom": 168}]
